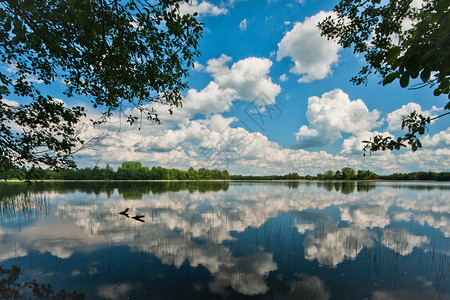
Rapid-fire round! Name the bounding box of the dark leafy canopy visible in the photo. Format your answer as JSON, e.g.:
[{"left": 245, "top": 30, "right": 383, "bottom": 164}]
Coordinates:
[
  {"left": 319, "top": 0, "right": 449, "bottom": 153},
  {"left": 0, "top": 0, "right": 202, "bottom": 170}
]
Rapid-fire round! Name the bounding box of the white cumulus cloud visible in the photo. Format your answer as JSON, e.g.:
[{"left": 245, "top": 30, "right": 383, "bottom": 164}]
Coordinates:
[
  {"left": 178, "top": 0, "right": 228, "bottom": 17},
  {"left": 184, "top": 82, "right": 237, "bottom": 115},
  {"left": 422, "top": 128, "right": 450, "bottom": 149},
  {"left": 396, "top": 148, "right": 450, "bottom": 172},
  {"left": 295, "top": 89, "right": 381, "bottom": 148},
  {"left": 277, "top": 11, "right": 341, "bottom": 82},
  {"left": 206, "top": 54, "right": 281, "bottom": 105}
]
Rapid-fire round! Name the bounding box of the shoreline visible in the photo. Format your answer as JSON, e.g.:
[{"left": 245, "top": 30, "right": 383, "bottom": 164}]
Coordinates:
[{"left": 2, "top": 179, "right": 448, "bottom": 183}]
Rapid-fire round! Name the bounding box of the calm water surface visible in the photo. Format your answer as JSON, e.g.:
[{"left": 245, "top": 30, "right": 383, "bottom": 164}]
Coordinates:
[{"left": 0, "top": 181, "right": 449, "bottom": 299}]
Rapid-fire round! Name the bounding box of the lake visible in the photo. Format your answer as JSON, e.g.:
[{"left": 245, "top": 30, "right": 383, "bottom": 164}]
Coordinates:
[{"left": 0, "top": 181, "right": 449, "bottom": 299}]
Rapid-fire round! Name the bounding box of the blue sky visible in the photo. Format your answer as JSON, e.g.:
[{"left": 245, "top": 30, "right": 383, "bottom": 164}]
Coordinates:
[{"left": 3, "top": 0, "right": 449, "bottom": 175}]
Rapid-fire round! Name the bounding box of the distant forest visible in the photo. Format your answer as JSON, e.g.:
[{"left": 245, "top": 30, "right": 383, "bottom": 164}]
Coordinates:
[
  {"left": 1, "top": 162, "right": 449, "bottom": 181},
  {"left": 1, "top": 162, "right": 230, "bottom": 181},
  {"left": 232, "top": 168, "right": 450, "bottom": 181}
]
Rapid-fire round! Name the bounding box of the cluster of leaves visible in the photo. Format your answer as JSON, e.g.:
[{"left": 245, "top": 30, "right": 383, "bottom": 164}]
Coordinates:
[
  {"left": 1, "top": 97, "right": 86, "bottom": 170},
  {"left": 319, "top": 0, "right": 449, "bottom": 152},
  {"left": 319, "top": 0, "right": 449, "bottom": 98},
  {"left": 0, "top": 0, "right": 203, "bottom": 169},
  {"left": 0, "top": 265, "right": 84, "bottom": 299},
  {"left": 362, "top": 110, "right": 450, "bottom": 153},
  {"left": 382, "top": 0, "right": 450, "bottom": 98}
]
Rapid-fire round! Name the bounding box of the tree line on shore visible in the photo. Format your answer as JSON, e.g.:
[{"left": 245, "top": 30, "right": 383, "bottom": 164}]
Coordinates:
[
  {"left": 232, "top": 168, "right": 450, "bottom": 181},
  {"left": 0, "top": 162, "right": 230, "bottom": 181},
  {"left": 0, "top": 163, "right": 449, "bottom": 181}
]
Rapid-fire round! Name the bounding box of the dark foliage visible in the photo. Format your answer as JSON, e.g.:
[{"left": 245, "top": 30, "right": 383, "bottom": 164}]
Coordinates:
[
  {"left": 0, "top": 161, "right": 230, "bottom": 180},
  {"left": 319, "top": 0, "right": 449, "bottom": 153},
  {"left": 0, "top": 0, "right": 202, "bottom": 169}
]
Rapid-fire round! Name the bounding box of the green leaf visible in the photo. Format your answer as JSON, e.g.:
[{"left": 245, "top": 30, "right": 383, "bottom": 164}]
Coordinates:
[
  {"left": 418, "top": 127, "right": 425, "bottom": 135},
  {"left": 441, "top": 14, "right": 450, "bottom": 33},
  {"left": 3, "top": 20, "right": 11, "bottom": 32},
  {"left": 436, "top": 0, "right": 448, "bottom": 13},
  {"left": 410, "top": 69, "right": 419, "bottom": 79},
  {"left": 420, "top": 69, "right": 430, "bottom": 83},
  {"left": 386, "top": 46, "right": 401, "bottom": 64},
  {"left": 400, "top": 73, "right": 410, "bottom": 88},
  {"left": 422, "top": 49, "right": 436, "bottom": 61},
  {"left": 383, "top": 72, "right": 400, "bottom": 85}
]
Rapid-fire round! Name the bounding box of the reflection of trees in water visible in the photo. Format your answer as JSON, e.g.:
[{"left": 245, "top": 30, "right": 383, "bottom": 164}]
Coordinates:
[
  {"left": 356, "top": 182, "right": 377, "bottom": 193},
  {"left": 1, "top": 182, "right": 113, "bottom": 198},
  {"left": 316, "top": 181, "right": 356, "bottom": 194},
  {"left": 339, "top": 182, "right": 355, "bottom": 194},
  {"left": 0, "top": 181, "right": 230, "bottom": 200},
  {"left": 316, "top": 181, "right": 377, "bottom": 194},
  {"left": 389, "top": 184, "right": 450, "bottom": 191},
  {"left": 287, "top": 182, "right": 300, "bottom": 189},
  {"left": 0, "top": 265, "right": 84, "bottom": 299},
  {"left": 2, "top": 181, "right": 448, "bottom": 200},
  {"left": 118, "top": 181, "right": 230, "bottom": 199}
]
